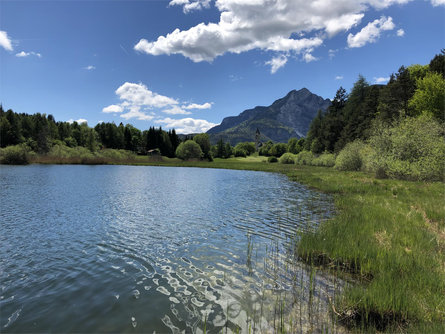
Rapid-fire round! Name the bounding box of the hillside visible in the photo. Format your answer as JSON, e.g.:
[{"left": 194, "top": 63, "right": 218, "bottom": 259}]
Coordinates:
[{"left": 207, "top": 88, "right": 331, "bottom": 144}]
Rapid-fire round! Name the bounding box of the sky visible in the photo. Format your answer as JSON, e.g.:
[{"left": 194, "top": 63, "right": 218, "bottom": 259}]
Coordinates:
[{"left": 0, "top": 0, "right": 444, "bottom": 134}]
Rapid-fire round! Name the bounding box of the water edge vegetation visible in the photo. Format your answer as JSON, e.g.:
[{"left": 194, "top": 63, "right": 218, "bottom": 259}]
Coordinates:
[{"left": 4, "top": 154, "right": 443, "bottom": 333}]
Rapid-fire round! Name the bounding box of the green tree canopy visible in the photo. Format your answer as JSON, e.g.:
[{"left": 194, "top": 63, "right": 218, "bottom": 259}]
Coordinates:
[
  {"left": 175, "top": 140, "right": 203, "bottom": 160},
  {"left": 409, "top": 72, "right": 445, "bottom": 121}
]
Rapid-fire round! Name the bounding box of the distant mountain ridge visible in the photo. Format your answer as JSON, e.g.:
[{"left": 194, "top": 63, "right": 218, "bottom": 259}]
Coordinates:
[{"left": 207, "top": 88, "right": 331, "bottom": 145}]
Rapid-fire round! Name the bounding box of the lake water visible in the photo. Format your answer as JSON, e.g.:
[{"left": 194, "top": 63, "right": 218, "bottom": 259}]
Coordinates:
[{"left": 0, "top": 165, "right": 341, "bottom": 333}]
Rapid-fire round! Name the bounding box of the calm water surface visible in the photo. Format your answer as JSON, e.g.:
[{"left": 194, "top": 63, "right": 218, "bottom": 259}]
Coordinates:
[{"left": 0, "top": 165, "right": 340, "bottom": 333}]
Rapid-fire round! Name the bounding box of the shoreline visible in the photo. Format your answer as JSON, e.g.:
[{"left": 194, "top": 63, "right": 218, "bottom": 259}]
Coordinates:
[{"left": 4, "top": 157, "right": 445, "bottom": 332}]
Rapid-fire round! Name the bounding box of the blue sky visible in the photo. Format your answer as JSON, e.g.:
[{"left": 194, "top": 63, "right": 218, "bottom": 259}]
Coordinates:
[{"left": 0, "top": 0, "right": 444, "bottom": 133}]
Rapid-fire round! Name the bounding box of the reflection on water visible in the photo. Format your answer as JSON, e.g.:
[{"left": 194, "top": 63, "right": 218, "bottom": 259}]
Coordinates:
[{"left": 0, "top": 165, "right": 343, "bottom": 333}]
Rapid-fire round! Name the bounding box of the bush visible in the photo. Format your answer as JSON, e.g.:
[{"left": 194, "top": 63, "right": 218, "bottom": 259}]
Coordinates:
[
  {"left": 294, "top": 150, "right": 315, "bottom": 165},
  {"left": 312, "top": 152, "right": 336, "bottom": 167},
  {"left": 267, "top": 156, "right": 278, "bottom": 163},
  {"left": 0, "top": 144, "right": 30, "bottom": 164},
  {"left": 233, "top": 148, "right": 247, "bottom": 157},
  {"left": 279, "top": 152, "right": 296, "bottom": 164},
  {"left": 368, "top": 115, "right": 445, "bottom": 181},
  {"left": 234, "top": 142, "right": 255, "bottom": 156},
  {"left": 334, "top": 140, "right": 366, "bottom": 171},
  {"left": 175, "top": 140, "right": 203, "bottom": 160},
  {"left": 269, "top": 143, "right": 288, "bottom": 157}
]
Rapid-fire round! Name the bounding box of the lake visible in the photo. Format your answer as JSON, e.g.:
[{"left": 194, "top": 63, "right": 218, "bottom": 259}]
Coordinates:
[{"left": 0, "top": 165, "right": 342, "bottom": 333}]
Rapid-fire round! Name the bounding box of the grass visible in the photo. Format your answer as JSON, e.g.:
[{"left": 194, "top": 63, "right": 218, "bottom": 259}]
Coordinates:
[{"left": 8, "top": 150, "right": 445, "bottom": 332}]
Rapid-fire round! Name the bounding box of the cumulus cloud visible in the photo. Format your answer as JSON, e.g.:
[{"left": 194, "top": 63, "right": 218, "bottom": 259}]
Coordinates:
[
  {"left": 431, "top": 0, "right": 445, "bottom": 6},
  {"left": 169, "top": 0, "right": 211, "bottom": 13},
  {"left": 183, "top": 102, "right": 213, "bottom": 110},
  {"left": 84, "top": 65, "right": 96, "bottom": 70},
  {"left": 265, "top": 55, "right": 288, "bottom": 74},
  {"left": 67, "top": 118, "right": 88, "bottom": 124},
  {"left": 396, "top": 29, "right": 405, "bottom": 37},
  {"left": 120, "top": 109, "right": 155, "bottom": 121},
  {"left": 102, "top": 104, "right": 123, "bottom": 113},
  {"left": 156, "top": 117, "right": 218, "bottom": 134},
  {"left": 335, "top": 75, "right": 344, "bottom": 80},
  {"left": 303, "top": 52, "right": 317, "bottom": 63},
  {"left": 347, "top": 16, "right": 395, "bottom": 48},
  {"left": 135, "top": 0, "right": 412, "bottom": 71},
  {"left": 374, "top": 76, "right": 390, "bottom": 84},
  {"left": 103, "top": 82, "right": 213, "bottom": 122},
  {"left": 16, "top": 51, "right": 41, "bottom": 58},
  {"left": 0, "top": 30, "right": 13, "bottom": 51},
  {"left": 116, "top": 82, "right": 178, "bottom": 108},
  {"left": 162, "top": 106, "right": 192, "bottom": 115}
]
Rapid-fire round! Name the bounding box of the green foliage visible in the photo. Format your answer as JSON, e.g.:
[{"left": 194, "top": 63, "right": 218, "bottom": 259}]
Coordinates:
[
  {"left": 409, "top": 72, "right": 445, "bottom": 121},
  {"left": 311, "top": 152, "right": 336, "bottom": 167},
  {"left": 259, "top": 140, "right": 274, "bottom": 156},
  {"left": 233, "top": 147, "right": 247, "bottom": 157},
  {"left": 0, "top": 144, "right": 30, "bottom": 164},
  {"left": 213, "top": 139, "right": 232, "bottom": 158},
  {"left": 429, "top": 49, "right": 445, "bottom": 78},
  {"left": 288, "top": 137, "right": 305, "bottom": 154},
  {"left": 269, "top": 143, "right": 288, "bottom": 157},
  {"left": 234, "top": 142, "right": 255, "bottom": 156},
  {"left": 175, "top": 140, "right": 203, "bottom": 160},
  {"left": 368, "top": 115, "right": 445, "bottom": 181},
  {"left": 294, "top": 150, "right": 315, "bottom": 165},
  {"left": 334, "top": 140, "right": 366, "bottom": 171},
  {"left": 267, "top": 156, "right": 278, "bottom": 163},
  {"left": 278, "top": 152, "right": 296, "bottom": 164},
  {"left": 193, "top": 133, "right": 212, "bottom": 160},
  {"left": 407, "top": 64, "right": 429, "bottom": 81}
]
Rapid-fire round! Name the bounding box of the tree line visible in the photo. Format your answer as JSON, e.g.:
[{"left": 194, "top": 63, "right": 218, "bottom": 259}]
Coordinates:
[{"left": 0, "top": 109, "right": 182, "bottom": 157}]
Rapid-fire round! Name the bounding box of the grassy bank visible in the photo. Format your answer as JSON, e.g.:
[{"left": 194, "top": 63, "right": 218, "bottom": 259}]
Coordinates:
[{"left": 7, "top": 154, "right": 445, "bottom": 331}]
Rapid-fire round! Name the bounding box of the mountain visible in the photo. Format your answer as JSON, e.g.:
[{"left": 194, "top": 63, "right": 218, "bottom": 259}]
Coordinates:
[{"left": 207, "top": 88, "right": 331, "bottom": 145}]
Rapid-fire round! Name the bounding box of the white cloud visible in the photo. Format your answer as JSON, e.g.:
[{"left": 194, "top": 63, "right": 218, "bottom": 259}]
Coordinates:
[
  {"left": 265, "top": 55, "right": 288, "bottom": 74},
  {"left": 374, "top": 76, "right": 390, "bottom": 84},
  {"left": 116, "top": 82, "right": 178, "bottom": 108},
  {"left": 335, "top": 75, "right": 344, "bottom": 80},
  {"left": 303, "top": 52, "right": 317, "bottom": 63},
  {"left": 0, "top": 30, "right": 13, "bottom": 51},
  {"left": 183, "top": 102, "right": 212, "bottom": 110},
  {"left": 156, "top": 117, "right": 218, "bottom": 134},
  {"left": 431, "top": 0, "right": 445, "bottom": 6},
  {"left": 347, "top": 16, "right": 395, "bottom": 48},
  {"left": 120, "top": 109, "right": 155, "bottom": 121},
  {"left": 16, "top": 51, "right": 41, "bottom": 58},
  {"left": 135, "top": 0, "right": 412, "bottom": 71},
  {"left": 84, "top": 65, "right": 96, "bottom": 70},
  {"left": 102, "top": 104, "right": 123, "bottom": 113},
  {"left": 396, "top": 29, "right": 405, "bottom": 37},
  {"left": 103, "top": 82, "right": 213, "bottom": 122},
  {"left": 162, "top": 106, "right": 192, "bottom": 115},
  {"left": 67, "top": 118, "right": 88, "bottom": 124},
  {"left": 169, "top": 0, "right": 211, "bottom": 13}
]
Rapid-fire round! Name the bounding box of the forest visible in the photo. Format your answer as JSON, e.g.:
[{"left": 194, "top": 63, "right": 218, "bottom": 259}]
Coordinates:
[{"left": 1, "top": 50, "right": 444, "bottom": 181}]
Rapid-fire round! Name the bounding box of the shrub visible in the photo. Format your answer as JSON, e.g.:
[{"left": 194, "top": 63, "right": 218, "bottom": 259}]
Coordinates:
[
  {"left": 312, "top": 152, "right": 336, "bottom": 167},
  {"left": 234, "top": 142, "right": 255, "bottom": 156},
  {"left": 369, "top": 115, "right": 445, "bottom": 181},
  {"left": 267, "top": 156, "right": 278, "bottom": 163},
  {"left": 294, "top": 150, "right": 315, "bottom": 165},
  {"left": 233, "top": 148, "right": 247, "bottom": 157},
  {"left": 269, "top": 143, "right": 288, "bottom": 157},
  {"left": 175, "top": 140, "right": 203, "bottom": 160},
  {"left": 279, "top": 152, "right": 296, "bottom": 164},
  {"left": 334, "top": 140, "right": 366, "bottom": 171},
  {"left": 0, "top": 144, "right": 30, "bottom": 164}
]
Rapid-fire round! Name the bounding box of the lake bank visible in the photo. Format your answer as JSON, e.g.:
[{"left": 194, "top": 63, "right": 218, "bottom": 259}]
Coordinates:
[{"left": 5, "top": 155, "right": 445, "bottom": 332}]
